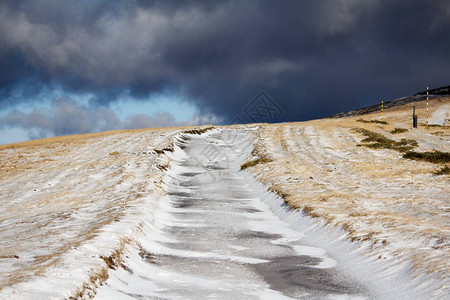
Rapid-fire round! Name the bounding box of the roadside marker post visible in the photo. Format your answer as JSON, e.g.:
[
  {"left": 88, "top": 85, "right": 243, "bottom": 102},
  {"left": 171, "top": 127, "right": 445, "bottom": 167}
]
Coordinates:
[
  {"left": 381, "top": 101, "right": 383, "bottom": 121},
  {"left": 427, "top": 87, "right": 429, "bottom": 127}
]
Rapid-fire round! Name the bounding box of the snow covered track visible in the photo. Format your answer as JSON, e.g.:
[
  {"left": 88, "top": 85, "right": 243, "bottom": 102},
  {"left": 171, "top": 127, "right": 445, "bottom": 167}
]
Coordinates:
[{"left": 94, "top": 128, "right": 436, "bottom": 299}]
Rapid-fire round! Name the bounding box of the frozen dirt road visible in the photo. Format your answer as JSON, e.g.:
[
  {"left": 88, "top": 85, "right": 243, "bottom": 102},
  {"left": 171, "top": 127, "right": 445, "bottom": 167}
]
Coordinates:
[{"left": 94, "top": 129, "right": 376, "bottom": 299}]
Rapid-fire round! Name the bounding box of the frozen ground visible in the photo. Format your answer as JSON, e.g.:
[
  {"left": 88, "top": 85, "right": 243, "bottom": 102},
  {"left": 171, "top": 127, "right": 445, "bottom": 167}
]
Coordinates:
[
  {"left": 0, "top": 128, "right": 178, "bottom": 298},
  {"left": 0, "top": 97, "right": 448, "bottom": 299},
  {"left": 95, "top": 129, "right": 437, "bottom": 299},
  {"left": 243, "top": 97, "right": 449, "bottom": 297}
]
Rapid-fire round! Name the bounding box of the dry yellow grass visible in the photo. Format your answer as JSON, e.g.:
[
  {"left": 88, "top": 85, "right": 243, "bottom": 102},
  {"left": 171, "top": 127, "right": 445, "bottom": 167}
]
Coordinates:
[
  {"left": 0, "top": 124, "right": 221, "bottom": 296},
  {"left": 246, "top": 97, "right": 449, "bottom": 281},
  {"left": 0, "top": 125, "right": 213, "bottom": 181},
  {"left": 0, "top": 125, "right": 204, "bottom": 151},
  {"left": 0, "top": 126, "right": 199, "bottom": 295},
  {"left": 0, "top": 100, "right": 448, "bottom": 295}
]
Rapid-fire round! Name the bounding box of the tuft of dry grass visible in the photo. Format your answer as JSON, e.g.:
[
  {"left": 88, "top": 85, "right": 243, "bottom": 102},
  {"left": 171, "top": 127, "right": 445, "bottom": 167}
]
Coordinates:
[
  {"left": 183, "top": 126, "right": 215, "bottom": 135},
  {"left": 68, "top": 268, "right": 110, "bottom": 299},
  {"left": 420, "top": 123, "right": 449, "bottom": 128},
  {"left": 240, "top": 157, "right": 272, "bottom": 170},
  {"left": 340, "top": 222, "right": 356, "bottom": 236},
  {"left": 356, "top": 119, "right": 388, "bottom": 125},
  {"left": 155, "top": 145, "right": 174, "bottom": 154},
  {"left": 302, "top": 205, "right": 321, "bottom": 218},
  {"left": 138, "top": 247, "right": 157, "bottom": 264},
  {"left": 240, "top": 135, "right": 273, "bottom": 170},
  {"left": 68, "top": 237, "right": 133, "bottom": 299},
  {"left": 100, "top": 255, "right": 118, "bottom": 270},
  {"left": 390, "top": 128, "right": 408, "bottom": 134},
  {"left": 403, "top": 150, "right": 450, "bottom": 164},
  {"left": 433, "top": 165, "right": 450, "bottom": 175}
]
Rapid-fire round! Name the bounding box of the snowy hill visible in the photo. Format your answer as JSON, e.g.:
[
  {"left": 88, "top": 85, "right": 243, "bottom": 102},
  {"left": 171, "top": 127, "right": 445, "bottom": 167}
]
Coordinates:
[{"left": 0, "top": 97, "right": 448, "bottom": 299}]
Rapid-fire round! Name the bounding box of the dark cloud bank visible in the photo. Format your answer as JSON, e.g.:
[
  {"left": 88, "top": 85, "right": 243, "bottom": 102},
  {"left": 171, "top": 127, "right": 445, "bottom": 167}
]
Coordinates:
[{"left": 1, "top": 0, "right": 450, "bottom": 138}]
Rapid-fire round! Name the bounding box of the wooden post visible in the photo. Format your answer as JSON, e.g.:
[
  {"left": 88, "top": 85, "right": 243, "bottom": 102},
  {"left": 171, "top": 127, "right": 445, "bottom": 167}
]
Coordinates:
[{"left": 413, "top": 106, "right": 417, "bottom": 128}]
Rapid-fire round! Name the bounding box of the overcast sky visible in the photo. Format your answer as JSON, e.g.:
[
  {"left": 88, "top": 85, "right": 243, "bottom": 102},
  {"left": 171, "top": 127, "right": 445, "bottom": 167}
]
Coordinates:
[{"left": 1, "top": 0, "right": 449, "bottom": 144}]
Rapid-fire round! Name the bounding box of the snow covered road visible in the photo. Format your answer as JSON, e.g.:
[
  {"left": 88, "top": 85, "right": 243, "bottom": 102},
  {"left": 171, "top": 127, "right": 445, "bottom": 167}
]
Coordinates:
[{"left": 94, "top": 129, "right": 375, "bottom": 299}]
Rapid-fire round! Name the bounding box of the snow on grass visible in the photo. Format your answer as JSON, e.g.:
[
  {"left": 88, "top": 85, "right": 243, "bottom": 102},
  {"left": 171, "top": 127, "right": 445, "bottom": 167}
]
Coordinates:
[
  {"left": 244, "top": 171, "right": 445, "bottom": 299},
  {"left": 0, "top": 97, "right": 447, "bottom": 298},
  {"left": 97, "top": 127, "right": 446, "bottom": 299},
  {"left": 428, "top": 103, "right": 450, "bottom": 126},
  {"left": 0, "top": 128, "right": 179, "bottom": 299},
  {"left": 242, "top": 97, "right": 449, "bottom": 297}
]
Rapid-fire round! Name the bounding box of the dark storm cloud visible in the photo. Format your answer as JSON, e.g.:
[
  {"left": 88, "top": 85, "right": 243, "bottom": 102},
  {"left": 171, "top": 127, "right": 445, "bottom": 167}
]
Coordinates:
[{"left": 0, "top": 0, "right": 449, "bottom": 122}]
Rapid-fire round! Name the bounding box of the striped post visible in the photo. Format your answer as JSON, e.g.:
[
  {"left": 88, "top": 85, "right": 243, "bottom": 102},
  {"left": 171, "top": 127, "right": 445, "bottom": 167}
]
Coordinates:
[{"left": 426, "top": 87, "right": 429, "bottom": 127}]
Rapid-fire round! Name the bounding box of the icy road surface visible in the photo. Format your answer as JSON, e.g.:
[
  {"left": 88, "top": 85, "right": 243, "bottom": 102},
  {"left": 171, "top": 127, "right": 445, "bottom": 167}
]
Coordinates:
[{"left": 95, "top": 129, "right": 375, "bottom": 299}]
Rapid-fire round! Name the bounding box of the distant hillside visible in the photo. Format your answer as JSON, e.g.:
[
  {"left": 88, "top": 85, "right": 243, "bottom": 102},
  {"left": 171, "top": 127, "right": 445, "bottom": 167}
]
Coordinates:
[
  {"left": 329, "top": 85, "right": 449, "bottom": 119},
  {"left": 414, "top": 85, "right": 450, "bottom": 96}
]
